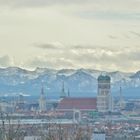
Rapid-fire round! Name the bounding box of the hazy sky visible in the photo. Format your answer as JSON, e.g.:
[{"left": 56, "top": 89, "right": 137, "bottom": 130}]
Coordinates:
[{"left": 0, "top": 0, "right": 140, "bottom": 72}]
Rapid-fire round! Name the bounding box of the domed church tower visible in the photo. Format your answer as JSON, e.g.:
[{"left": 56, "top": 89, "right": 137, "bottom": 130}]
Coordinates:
[{"left": 97, "top": 75, "right": 113, "bottom": 112}]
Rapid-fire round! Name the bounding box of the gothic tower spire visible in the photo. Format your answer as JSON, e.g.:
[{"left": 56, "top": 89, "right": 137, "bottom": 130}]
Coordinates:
[
  {"left": 60, "top": 81, "right": 66, "bottom": 99},
  {"left": 39, "top": 85, "right": 46, "bottom": 112}
]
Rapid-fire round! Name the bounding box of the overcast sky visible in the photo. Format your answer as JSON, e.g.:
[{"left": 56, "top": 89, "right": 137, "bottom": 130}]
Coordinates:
[{"left": 0, "top": 0, "right": 140, "bottom": 72}]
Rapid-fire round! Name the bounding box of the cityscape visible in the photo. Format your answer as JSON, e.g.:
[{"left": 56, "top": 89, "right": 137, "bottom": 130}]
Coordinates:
[
  {"left": 0, "top": 70, "right": 140, "bottom": 140},
  {"left": 0, "top": 0, "right": 140, "bottom": 139}
]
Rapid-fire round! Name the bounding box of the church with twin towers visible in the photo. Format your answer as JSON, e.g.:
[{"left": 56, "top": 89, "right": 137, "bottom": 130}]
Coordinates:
[{"left": 39, "top": 75, "right": 114, "bottom": 113}]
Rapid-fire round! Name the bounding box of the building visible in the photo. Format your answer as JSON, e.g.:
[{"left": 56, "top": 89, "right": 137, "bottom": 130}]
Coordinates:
[
  {"left": 97, "top": 75, "right": 113, "bottom": 112},
  {"left": 60, "top": 81, "right": 66, "bottom": 99},
  {"left": 16, "top": 94, "right": 25, "bottom": 111},
  {"left": 118, "top": 86, "right": 125, "bottom": 110},
  {"left": 91, "top": 132, "right": 106, "bottom": 140},
  {"left": 135, "top": 135, "right": 140, "bottom": 140},
  {"left": 39, "top": 86, "right": 46, "bottom": 112},
  {"left": 57, "top": 97, "right": 97, "bottom": 112},
  {"left": 0, "top": 101, "right": 11, "bottom": 112},
  {"left": 24, "top": 136, "right": 41, "bottom": 140}
]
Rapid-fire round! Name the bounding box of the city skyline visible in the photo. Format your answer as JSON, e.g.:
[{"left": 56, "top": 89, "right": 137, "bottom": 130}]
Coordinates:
[{"left": 0, "top": 0, "right": 140, "bottom": 72}]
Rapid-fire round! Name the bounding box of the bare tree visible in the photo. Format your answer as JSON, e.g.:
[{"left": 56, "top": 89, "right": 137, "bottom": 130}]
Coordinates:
[{"left": 0, "top": 112, "right": 24, "bottom": 140}]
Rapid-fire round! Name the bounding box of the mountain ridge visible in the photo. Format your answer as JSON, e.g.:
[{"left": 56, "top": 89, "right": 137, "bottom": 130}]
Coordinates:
[{"left": 0, "top": 67, "right": 139, "bottom": 97}]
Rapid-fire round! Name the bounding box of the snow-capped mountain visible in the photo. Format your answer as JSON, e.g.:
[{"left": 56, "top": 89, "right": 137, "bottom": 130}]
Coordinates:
[{"left": 0, "top": 67, "right": 139, "bottom": 97}]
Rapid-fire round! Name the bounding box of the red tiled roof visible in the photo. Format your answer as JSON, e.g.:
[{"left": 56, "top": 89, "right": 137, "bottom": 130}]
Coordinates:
[{"left": 57, "top": 97, "right": 97, "bottom": 111}]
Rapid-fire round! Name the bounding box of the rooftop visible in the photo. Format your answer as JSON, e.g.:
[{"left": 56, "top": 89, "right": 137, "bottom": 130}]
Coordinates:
[{"left": 57, "top": 97, "right": 97, "bottom": 111}]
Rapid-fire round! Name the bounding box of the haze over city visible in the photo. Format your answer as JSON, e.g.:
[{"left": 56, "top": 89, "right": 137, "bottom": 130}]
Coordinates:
[
  {"left": 0, "top": 0, "right": 140, "bottom": 72},
  {"left": 0, "top": 1, "right": 140, "bottom": 140}
]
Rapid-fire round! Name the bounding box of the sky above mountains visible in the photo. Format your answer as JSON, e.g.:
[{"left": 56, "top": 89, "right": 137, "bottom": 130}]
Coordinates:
[{"left": 0, "top": 0, "right": 140, "bottom": 72}]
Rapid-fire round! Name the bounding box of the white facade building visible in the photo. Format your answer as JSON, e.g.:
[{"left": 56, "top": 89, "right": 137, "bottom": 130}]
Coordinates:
[
  {"left": 91, "top": 132, "right": 106, "bottom": 140},
  {"left": 24, "top": 136, "right": 41, "bottom": 140}
]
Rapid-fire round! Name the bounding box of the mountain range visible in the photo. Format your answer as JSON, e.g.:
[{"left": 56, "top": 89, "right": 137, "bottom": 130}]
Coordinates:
[{"left": 0, "top": 67, "right": 139, "bottom": 97}]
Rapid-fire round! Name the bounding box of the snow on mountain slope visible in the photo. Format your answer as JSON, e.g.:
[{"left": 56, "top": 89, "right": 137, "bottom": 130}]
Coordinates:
[
  {"left": 108, "top": 71, "right": 133, "bottom": 83},
  {"left": 56, "top": 69, "right": 76, "bottom": 76},
  {"left": 0, "top": 67, "right": 139, "bottom": 96}
]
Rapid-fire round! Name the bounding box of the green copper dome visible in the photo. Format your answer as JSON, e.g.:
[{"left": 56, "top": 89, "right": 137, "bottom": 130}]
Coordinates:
[{"left": 98, "top": 75, "right": 111, "bottom": 81}]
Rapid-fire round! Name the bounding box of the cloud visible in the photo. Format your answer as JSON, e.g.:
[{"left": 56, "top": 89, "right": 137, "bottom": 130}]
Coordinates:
[
  {"left": 76, "top": 11, "right": 140, "bottom": 21},
  {"left": 1, "top": 0, "right": 140, "bottom": 17},
  {"left": 33, "top": 42, "right": 124, "bottom": 52},
  {"left": 33, "top": 42, "right": 101, "bottom": 51},
  {"left": 108, "top": 35, "right": 118, "bottom": 39},
  {"left": 0, "top": 0, "right": 140, "bottom": 72},
  {"left": 0, "top": 0, "right": 93, "bottom": 8},
  {"left": 27, "top": 43, "right": 140, "bottom": 72},
  {"left": 33, "top": 42, "right": 64, "bottom": 50},
  {"left": 26, "top": 56, "right": 75, "bottom": 69},
  {"left": 0, "top": 0, "right": 139, "bottom": 8},
  {"left": 0, "top": 55, "right": 14, "bottom": 67},
  {"left": 130, "top": 31, "right": 140, "bottom": 37},
  {"left": 0, "top": 0, "right": 140, "bottom": 22}
]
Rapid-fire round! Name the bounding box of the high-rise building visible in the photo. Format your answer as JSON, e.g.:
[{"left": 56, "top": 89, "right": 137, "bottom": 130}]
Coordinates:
[
  {"left": 97, "top": 75, "right": 113, "bottom": 112},
  {"left": 39, "top": 86, "right": 46, "bottom": 112}
]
